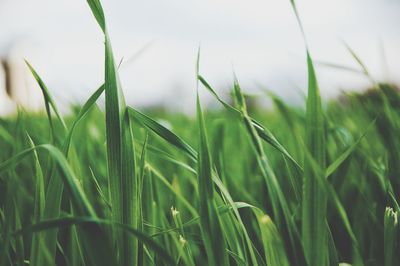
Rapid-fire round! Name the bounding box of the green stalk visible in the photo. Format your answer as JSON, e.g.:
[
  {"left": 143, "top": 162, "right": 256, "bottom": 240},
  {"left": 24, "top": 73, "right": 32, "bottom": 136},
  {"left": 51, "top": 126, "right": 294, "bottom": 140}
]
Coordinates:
[{"left": 86, "top": 1, "right": 139, "bottom": 264}]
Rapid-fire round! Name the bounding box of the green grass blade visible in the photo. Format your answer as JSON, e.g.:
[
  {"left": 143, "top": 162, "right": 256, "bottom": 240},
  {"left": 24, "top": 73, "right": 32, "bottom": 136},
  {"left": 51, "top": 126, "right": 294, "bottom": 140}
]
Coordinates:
[
  {"left": 196, "top": 94, "right": 228, "bottom": 266},
  {"left": 86, "top": 0, "right": 139, "bottom": 264},
  {"left": 85, "top": 0, "right": 106, "bottom": 33},
  {"left": 231, "top": 78, "right": 302, "bottom": 264},
  {"left": 304, "top": 149, "right": 363, "bottom": 265},
  {"left": 302, "top": 51, "right": 328, "bottom": 266},
  {"left": 24, "top": 60, "right": 67, "bottom": 131},
  {"left": 128, "top": 107, "right": 197, "bottom": 160},
  {"left": 137, "top": 133, "right": 148, "bottom": 266},
  {"left": 343, "top": 42, "right": 374, "bottom": 83},
  {"left": 22, "top": 71, "right": 104, "bottom": 266},
  {"left": 121, "top": 109, "right": 139, "bottom": 265},
  {"left": 287, "top": 1, "right": 330, "bottom": 258},
  {"left": 62, "top": 84, "right": 105, "bottom": 155},
  {"left": 27, "top": 135, "right": 47, "bottom": 266}
]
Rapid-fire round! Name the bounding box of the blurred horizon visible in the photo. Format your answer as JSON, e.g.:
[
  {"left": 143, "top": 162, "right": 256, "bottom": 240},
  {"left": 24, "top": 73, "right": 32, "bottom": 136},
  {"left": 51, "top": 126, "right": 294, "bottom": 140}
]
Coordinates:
[{"left": 1, "top": 0, "right": 400, "bottom": 112}]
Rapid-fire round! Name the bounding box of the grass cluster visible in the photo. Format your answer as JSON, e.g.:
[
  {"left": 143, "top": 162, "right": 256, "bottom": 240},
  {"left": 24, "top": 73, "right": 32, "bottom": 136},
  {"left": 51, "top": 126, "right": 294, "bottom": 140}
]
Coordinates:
[{"left": 0, "top": 0, "right": 399, "bottom": 265}]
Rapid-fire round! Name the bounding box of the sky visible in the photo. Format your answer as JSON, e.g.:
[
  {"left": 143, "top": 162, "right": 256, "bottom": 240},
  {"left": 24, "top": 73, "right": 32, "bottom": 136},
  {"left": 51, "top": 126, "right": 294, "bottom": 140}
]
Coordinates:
[{"left": 0, "top": 0, "right": 399, "bottom": 111}]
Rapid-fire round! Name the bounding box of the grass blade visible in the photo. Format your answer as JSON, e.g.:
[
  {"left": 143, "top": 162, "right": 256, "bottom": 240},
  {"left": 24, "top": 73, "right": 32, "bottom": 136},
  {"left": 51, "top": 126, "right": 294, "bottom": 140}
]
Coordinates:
[
  {"left": 301, "top": 51, "right": 328, "bottom": 265},
  {"left": 196, "top": 94, "right": 228, "bottom": 266},
  {"left": 86, "top": 0, "right": 139, "bottom": 264},
  {"left": 24, "top": 61, "right": 67, "bottom": 131},
  {"left": 128, "top": 107, "right": 197, "bottom": 160},
  {"left": 27, "top": 135, "right": 47, "bottom": 266}
]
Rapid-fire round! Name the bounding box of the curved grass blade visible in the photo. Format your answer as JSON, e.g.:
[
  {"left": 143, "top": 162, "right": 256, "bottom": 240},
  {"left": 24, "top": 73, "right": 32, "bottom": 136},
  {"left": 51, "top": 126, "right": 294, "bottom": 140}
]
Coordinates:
[
  {"left": 24, "top": 60, "right": 67, "bottom": 131},
  {"left": 24, "top": 59, "right": 70, "bottom": 265},
  {"left": 343, "top": 42, "right": 375, "bottom": 84},
  {"left": 231, "top": 78, "right": 302, "bottom": 264},
  {"left": 35, "top": 84, "right": 105, "bottom": 265},
  {"left": 128, "top": 107, "right": 197, "bottom": 161},
  {"left": 62, "top": 84, "right": 105, "bottom": 154},
  {"left": 196, "top": 49, "right": 269, "bottom": 266},
  {"left": 198, "top": 74, "right": 302, "bottom": 171}
]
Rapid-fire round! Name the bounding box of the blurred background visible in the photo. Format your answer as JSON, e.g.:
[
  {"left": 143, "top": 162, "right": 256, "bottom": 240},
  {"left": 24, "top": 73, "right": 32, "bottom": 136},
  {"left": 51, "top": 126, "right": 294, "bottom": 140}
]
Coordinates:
[{"left": 0, "top": 0, "right": 399, "bottom": 113}]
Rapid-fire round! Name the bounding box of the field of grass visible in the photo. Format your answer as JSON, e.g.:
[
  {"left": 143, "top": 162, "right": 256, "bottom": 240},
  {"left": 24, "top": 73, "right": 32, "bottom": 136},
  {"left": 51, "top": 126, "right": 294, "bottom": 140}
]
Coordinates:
[{"left": 1, "top": 0, "right": 399, "bottom": 265}]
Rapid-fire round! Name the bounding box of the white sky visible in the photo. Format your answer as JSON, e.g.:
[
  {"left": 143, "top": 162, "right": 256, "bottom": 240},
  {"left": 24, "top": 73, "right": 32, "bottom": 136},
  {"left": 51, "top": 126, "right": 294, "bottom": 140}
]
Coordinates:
[{"left": 0, "top": 0, "right": 399, "bottom": 111}]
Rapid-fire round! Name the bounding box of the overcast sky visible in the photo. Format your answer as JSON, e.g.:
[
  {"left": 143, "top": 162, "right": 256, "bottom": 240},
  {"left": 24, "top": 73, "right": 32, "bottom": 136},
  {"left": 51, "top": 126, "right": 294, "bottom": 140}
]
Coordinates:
[{"left": 0, "top": 0, "right": 399, "bottom": 111}]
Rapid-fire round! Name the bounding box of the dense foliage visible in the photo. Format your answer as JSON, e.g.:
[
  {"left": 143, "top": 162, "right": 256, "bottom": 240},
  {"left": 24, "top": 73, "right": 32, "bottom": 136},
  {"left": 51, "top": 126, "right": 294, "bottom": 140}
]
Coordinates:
[{"left": 0, "top": 0, "right": 399, "bottom": 265}]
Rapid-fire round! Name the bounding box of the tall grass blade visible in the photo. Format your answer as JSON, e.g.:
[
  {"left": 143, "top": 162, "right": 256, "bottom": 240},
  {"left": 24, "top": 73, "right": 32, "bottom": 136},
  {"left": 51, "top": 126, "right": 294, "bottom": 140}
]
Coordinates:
[
  {"left": 196, "top": 94, "right": 228, "bottom": 266},
  {"left": 288, "top": 1, "right": 329, "bottom": 262},
  {"left": 231, "top": 78, "right": 303, "bottom": 264},
  {"left": 301, "top": 51, "right": 328, "bottom": 265},
  {"left": 86, "top": 0, "right": 139, "bottom": 264},
  {"left": 24, "top": 60, "right": 68, "bottom": 265}
]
